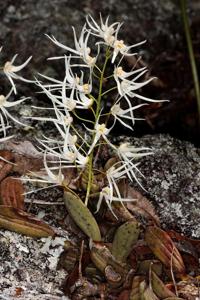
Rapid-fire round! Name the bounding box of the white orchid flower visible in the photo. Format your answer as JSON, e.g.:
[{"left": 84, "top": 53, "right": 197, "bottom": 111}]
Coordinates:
[
  {"left": 113, "top": 67, "right": 166, "bottom": 125},
  {"left": 96, "top": 162, "right": 137, "bottom": 216},
  {"left": 64, "top": 57, "right": 93, "bottom": 108},
  {"left": 86, "top": 15, "right": 145, "bottom": 63},
  {"left": 46, "top": 24, "right": 97, "bottom": 67},
  {"left": 0, "top": 89, "right": 28, "bottom": 135},
  {"left": 114, "top": 66, "right": 149, "bottom": 101},
  {"left": 110, "top": 102, "right": 147, "bottom": 130},
  {"left": 65, "top": 58, "right": 93, "bottom": 94},
  {"left": 96, "top": 186, "right": 133, "bottom": 217},
  {"left": 86, "top": 121, "right": 115, "bottom": 155},
  {"left": 113, "top": 147, "right": 147, "bottom": 190},
  {"left": 40, "top": 73, "right": 76, "bottom": 111},
  {"left": 118, "top": 143, "right": 153, "bottom": 161},
  {"left": 37, "top": 56, "right": 93, "bottom": 109},
  {"left": 47, "top": 74, "right": 92, "bottom": 110},
  {"left": 38, "top": 74, "right": 92, "bottom": 111},
  {"left": 114, "top": 66, "right": 147, "bottom": 81},
  {"left": 111, "top": 39, "right": 146, "bottom": 63},
  {"left": 3, "top": 54, "right": 32, "bottom": 94},
  {"left": 38, "top": 116, "right": 88, "bottom": 167},
  {"left": 115, "top": 66, "right": 155, "bottom": 95},
  {"left": 54, "top": 131, "right": 89, "bottom": 166},
  {"left": 43, "top": 107, "right": 73, "bottom": 141},
  {"left": 0, "top": 125, "right": 13, "bottom": 141},
  {"left": 118, "top": 78, "right": 168, "bottom": 104},
  {"left": 75, "top": 71, "right": 93, "bottom": 109},
  {"left": 86, "top": 15, "right": 122, "bottom": 46},
  {"left": 21, "top": 152, "right": 65, "bottom": 196}
]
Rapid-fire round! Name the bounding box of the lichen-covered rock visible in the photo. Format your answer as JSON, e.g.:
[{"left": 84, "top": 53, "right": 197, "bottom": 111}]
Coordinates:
[
  {"left": 0, "top": 198, "right": 70, "bottom": 300},
  {"left": 115, "top": 134, "right": 200, "bottom": 238}
]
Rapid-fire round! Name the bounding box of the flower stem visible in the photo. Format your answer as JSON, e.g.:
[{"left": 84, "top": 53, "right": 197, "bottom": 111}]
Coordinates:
[
  {"left": 84, "top": 47, "right": 110, "bottom": 206},
  {"left": 180, "top": 0, "right": 200, "bottom": 123},
  {"left": 95, "top": 47, "right": 111, "bottom": 119},
  {"left": 72, "top": 110, "right": 94, "bottom": 124},
  {"left": 101, "top": 86, "right": 117, "bottom": 97},
  {"left": 84, "top": 151, "right": 93, "bottom": 206}
]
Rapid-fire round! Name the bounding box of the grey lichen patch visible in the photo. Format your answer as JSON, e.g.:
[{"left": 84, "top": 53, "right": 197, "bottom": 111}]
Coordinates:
[
  {"left": 114, "top": 134, "right": 200, "bottom": 238},
  {"left": 0, "top": 230, "right": 69, "bottom": 299}
]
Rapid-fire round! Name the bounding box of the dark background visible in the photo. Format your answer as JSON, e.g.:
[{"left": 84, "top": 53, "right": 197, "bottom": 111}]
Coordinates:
[{"left": 0, "top": 0, "right": 199, "bottom": 145}]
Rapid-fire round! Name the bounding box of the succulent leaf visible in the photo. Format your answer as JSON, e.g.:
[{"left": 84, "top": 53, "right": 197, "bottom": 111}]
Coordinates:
[
  {"left": 112, "top": 219, "right": 140, "bottom": 262},
  {"left": 64, "top": 191, "right": 101, "bottom": 241}
]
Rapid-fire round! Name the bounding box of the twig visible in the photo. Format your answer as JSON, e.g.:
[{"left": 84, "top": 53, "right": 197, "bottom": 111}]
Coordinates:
[
  {"left": 78, "top": 240, "right": 84, "bottom": 280},
  {"left": 180, "top": 0, "right": 200, "bottom": 124},
  {"left": 25, "top": 198, "right": 64, "bottom": 205},
  {"left": 170, "top": 245, "right": 178, "bottom": 296}
]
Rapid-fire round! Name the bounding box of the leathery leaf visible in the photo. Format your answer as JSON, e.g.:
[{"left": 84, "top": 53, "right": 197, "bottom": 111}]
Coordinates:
[
  {"left": 64, "top": 191, "right": 101, "bottom": 241},
  {"left": 145, "top": 226, "right": 185, "bottom": 275},
  {"left": 112, "top": 219, "right": 140, "bottom": 262},
  {"left": 164, "top": 298, "right": 185, "bottom": 300},
  {"left": 139, "top": 281, "right": 159, "bottom": 300},
  {"left": 90, "top": 241, "right": 127, "bottom": 287},
  {"left": 143, "top": 286, "right": 159, "bottom": 300},
  {"left": 0, "top": 205, "right": 55, "bottom": 237},
  {"left": 151, "top": 271, "right": 176, "bottom": 298},
  {"left": 137, "top": 260, "right": 162, "bottom": 277},
  {"left": 130, "top": 276, "right": 144, "bottom": 300}
]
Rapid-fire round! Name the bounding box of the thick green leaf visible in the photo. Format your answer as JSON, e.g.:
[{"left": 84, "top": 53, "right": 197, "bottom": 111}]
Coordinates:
[
  {"left": 112, "top": 219, "right": 140, "bottom": 262},
  {"left": 64, "top": 191, "right": 101, "bottom": 241},
  {"left": 151, "top": 271, "right": 176, "bottom": 299}
]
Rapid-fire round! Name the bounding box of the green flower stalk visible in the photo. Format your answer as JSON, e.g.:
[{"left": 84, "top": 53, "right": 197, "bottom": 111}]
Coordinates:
[{"left": 180, "top": 0, "right": 200, "bottom": 123}]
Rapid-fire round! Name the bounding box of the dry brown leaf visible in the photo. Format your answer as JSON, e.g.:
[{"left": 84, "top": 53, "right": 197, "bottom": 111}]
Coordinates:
[
  {"left": 0, "top": 150, "right": 14, "bottom": 181},
  {"left": 0, "top": 176, "right": 24, "bottom": 209},
  {"left": 0, "top": 205, "right": 55, "bottom": 237},
  {"left": 1, "top": 140, "right": 78, "bottom": 190},
  {"left": 13, "top": 154, "right": 44, "bottom": 174},
  {"left": 5, "top": 140, "right": 44, "bottom": 158},
  {"left": 125, "top": 186, "right": 160, "bottom": 225},
  {"left": 117, "top": 290, "right": 130, "bottom": 300},
  {"left": 145, "top": 226, "right": 186, "bottom": 275},
  {"left": 1, "top": 139, "right": 49, "bottom": 174}
]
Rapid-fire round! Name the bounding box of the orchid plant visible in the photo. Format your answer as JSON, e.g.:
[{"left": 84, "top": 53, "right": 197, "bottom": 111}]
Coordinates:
[{"left": 0, "top": 15, "right": 166, "bottom": 216}]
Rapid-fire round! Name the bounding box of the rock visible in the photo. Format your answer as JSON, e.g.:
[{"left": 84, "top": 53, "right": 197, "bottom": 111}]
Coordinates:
[
  {"left": 0, "top": 230, "right": 70, "bottom": 299},
  {"left": 0, "top": 179, "right": 70, "bottom": 298},
  {"left": 114, "top": 134, "right": 200, "bottom": 238},
  {"left": 0, "top": 0, "right": 198, "bottom": 91}
]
